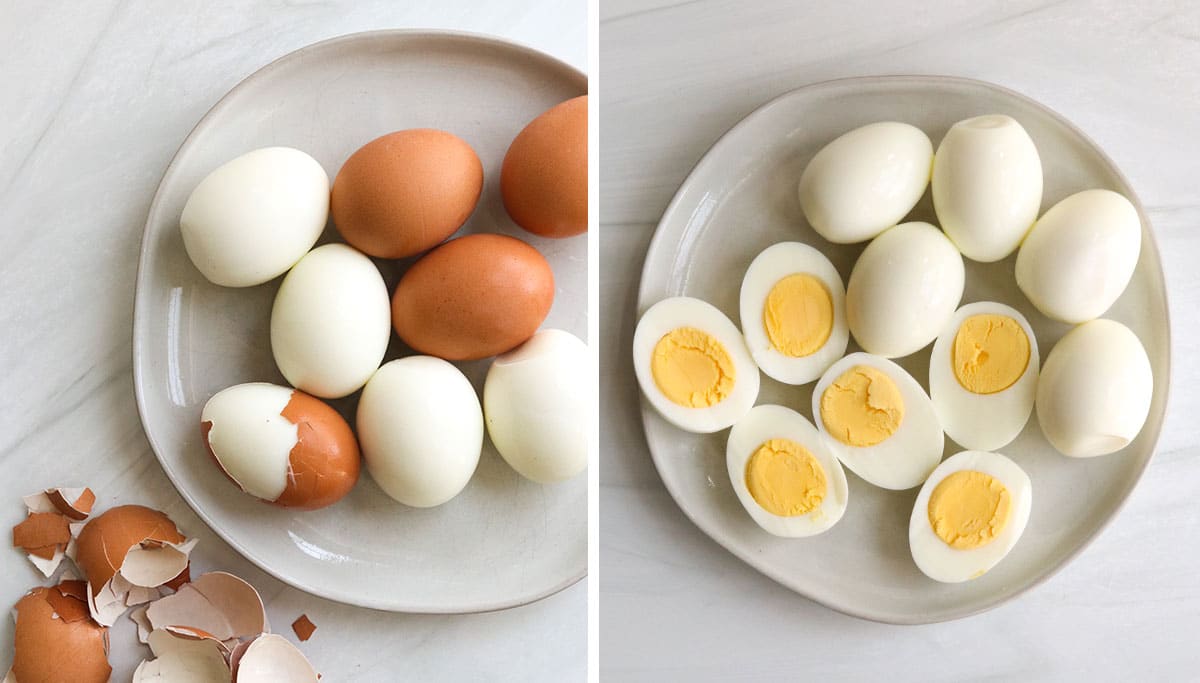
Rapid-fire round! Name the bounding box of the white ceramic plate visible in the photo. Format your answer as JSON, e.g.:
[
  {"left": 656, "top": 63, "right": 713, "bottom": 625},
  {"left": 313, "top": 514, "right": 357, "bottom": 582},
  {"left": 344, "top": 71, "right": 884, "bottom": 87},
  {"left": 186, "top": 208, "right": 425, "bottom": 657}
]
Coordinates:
[
  {"left": 637, "top": 75, "right": 1169, "bottom": 624},
  {"left": 133, "top": 30, "right": 587, "bottom": 613}
]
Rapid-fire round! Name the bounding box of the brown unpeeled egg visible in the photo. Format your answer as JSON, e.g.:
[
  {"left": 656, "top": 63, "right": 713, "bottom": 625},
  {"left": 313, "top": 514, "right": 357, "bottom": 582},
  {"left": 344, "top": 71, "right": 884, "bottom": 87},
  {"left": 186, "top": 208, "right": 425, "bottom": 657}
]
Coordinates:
[
  {"left": 501, "top": 95, "right": 588, "bottom": 238},
  {"left": 331, "top": 129, "right": 484, "bottom": 258},
  {"left": 391, "top": 233, "right": 554, "bottom": 361},
  {"left": 12, "top": 582, "right": 111, "bottom": 683}
]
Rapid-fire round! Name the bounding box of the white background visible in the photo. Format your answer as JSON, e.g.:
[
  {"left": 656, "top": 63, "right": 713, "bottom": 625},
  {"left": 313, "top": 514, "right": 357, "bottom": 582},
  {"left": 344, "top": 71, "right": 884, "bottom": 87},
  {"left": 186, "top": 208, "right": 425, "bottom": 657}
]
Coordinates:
[
  {"left": 0, "top": 1, "right": 585, "bottom": 680},
  {"left": 601, "top": 1, "right": 1200, "bottom": 680}
]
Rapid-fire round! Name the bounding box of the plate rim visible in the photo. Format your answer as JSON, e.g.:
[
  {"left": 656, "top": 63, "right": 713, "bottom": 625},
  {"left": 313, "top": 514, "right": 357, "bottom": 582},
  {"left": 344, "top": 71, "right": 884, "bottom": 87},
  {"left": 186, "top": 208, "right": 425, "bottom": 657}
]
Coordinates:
[
  {"left": 132, "top": 28, "right": 587, "bottom": 614},
  {"left": 635, "top": 73, "right": 1172, "bottom": 625}
]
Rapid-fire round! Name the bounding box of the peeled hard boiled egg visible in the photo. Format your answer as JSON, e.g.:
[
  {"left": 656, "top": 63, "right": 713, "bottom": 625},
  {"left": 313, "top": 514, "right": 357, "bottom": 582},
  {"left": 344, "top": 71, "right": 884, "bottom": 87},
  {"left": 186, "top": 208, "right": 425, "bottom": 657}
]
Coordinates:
[
  {"left": 932, "top": 114, "right": 1043, "bottom": 262},
  {"left": 633, "top": 297, "right": 759, "bottom": 434},
  {"left": 812, "top": 353, "right": 944, "bottom": 490},
  {"left": 929, "top": 302, "right": 1039, "bottom": 451},
  {"left": 909, "top": 450, "right": 1032, "bottom": 583},
  {"left": 484, "top": 329, "right": 590, "bottom": 483},
  {"left": 180, "top": 147, "right": 329, "bottom": 287},
  {"left": 726, "top": 404, "right": 848, "bottom": 537},
  {"left": 1035, "top": 318, "right": 1152, "bottom": 457},
  {"left": 798, "top": 121, "right": 933, "bottom": 244},
  {"left": 738, "top": 242, "right": 849, "bottom": 385},
  {"left": 201, "top": 382, "right": 361, "bottom": 510},
  {"left": 1015, "top": 189, "right": 1142, "bottom": 323},
  {"left": 846, "top": 222, "right": 964, "bottom": 358},
  {"left": 357, "top": 357, "right": 483, "bottom": 507},
  {"left": 501, "top": 95, "right": 588, "bottom": 238}
]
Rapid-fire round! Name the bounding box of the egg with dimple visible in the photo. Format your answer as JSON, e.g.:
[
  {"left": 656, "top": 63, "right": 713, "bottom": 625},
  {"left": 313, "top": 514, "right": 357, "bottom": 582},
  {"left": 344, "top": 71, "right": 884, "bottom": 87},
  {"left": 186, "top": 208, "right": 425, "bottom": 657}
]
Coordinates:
[
  {"left": 909, "top": 450, "right": 1032, "bottom": 583},
  {"left": 930, "top": 302, "right": 1039, "bottom": 451},
  {"left": 812, "top": 352, "right": 944, "bottom": 490},
  {"left": 739, "top": 242, "right": 848, "bottom": 385},
  {"left": 633, "top": 297, "right": 759, "bottom": 434},
  {"left": 846, "top": 222, "right": 965, "bottom": 358},
  {"left": 502, "top": 95, "right": 588, "bottom": 238},
  {"left": 798, "top": 121, "right": 933, "bottom": 244},
  {"left": 726, "top": 404, "right": 848, "bottom": 537}
]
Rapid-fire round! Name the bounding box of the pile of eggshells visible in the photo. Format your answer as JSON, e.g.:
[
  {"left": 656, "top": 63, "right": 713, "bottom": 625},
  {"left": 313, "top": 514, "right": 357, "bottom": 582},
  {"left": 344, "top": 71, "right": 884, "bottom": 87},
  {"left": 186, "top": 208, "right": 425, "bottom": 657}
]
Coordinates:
[{"left": 183, "top": 96, "right": 589, "bottom": 511}]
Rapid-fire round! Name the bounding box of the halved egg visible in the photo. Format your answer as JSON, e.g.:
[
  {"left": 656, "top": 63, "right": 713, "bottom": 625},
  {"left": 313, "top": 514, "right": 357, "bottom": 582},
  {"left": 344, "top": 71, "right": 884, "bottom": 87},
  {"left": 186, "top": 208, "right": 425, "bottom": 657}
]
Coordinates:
[
  {"left": 812, "top": 353, "right": 943, "bottom": 490},
  {"left": 739, "top": 242, "right": 849, "bottom": 385},
  {"left": 633, "top": 297, "right": 760, "bottom": 433},
  {"left": 929, "top": 302, "right": 1039, "bottom": 451},
  {"left": 726, "top": 404, "right": 848, "bottom": 537},
  {"left": 909, "top": 450, "right": 1032, "bottom": 583}
]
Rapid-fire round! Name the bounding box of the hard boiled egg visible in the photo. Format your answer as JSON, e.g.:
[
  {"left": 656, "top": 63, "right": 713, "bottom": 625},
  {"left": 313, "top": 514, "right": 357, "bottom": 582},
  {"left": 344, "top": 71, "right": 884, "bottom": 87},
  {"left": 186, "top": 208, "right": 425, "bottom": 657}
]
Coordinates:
[
  {"left": 812, "top": 353, "right": 944, "bottom": 490},
  {"left": 929, "top": 302, "right": 1039, "bottom": 451},
  {"left": 1015, "top": 189, "right": 1142, "bottom": 323},
  {"left": 738, "top": 242, "right": 849, "bottom": 385},
  {"left": 798, "top": 121, "right": 933, "bottom": 244},
  {"left": 1035, "top": 318, "right": 1152, "bottom": 457},
  {"left": 633, "top": 297, "right": 760, "bottom": 434},
  {"left": 726, "top": 404, "right": 848, "bottom": 537},
  {"left": 909, "top": 450, "right": 1032, "bottom": 583},
  {"left": 846, "top": 222, "right": 964, "bottom": 358}
]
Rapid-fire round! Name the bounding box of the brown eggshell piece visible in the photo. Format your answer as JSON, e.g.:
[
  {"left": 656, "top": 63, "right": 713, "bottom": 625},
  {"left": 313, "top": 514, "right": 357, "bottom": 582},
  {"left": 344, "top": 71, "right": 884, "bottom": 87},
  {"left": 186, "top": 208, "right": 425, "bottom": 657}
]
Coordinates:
[
  {"left": 13, "top": 584, "right": 112, "bottom": 683},
  {"left": 273, "top": 391, "right": 361, "bottom": 510},
  {"left": 12, "top": 512, "right": 71, "bottom": 557},
  {"left": 74, "top": 505, "right": 186, "bottom": 593},
  {"left": 501, "top": 95, "right": 588, "bottom": 238},
  {"left": 391, "top": 233, "right": 555, "bottom": 360},
  {"left": 292, "top": 614, "right": 317, "bottom": 642},
  {"left": 47, "top": 487, "right": 96, "bottom": 520},
  {"left": 331, "top": 128, "right": 484, "bottom": 258},
  {"left": 146, "top": 571, "right": 268, "bottom": 642}
]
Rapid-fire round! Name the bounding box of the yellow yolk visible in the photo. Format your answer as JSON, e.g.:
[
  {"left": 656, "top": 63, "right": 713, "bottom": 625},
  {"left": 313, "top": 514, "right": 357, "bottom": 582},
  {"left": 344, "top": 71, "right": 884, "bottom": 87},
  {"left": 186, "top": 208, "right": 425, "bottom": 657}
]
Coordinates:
[
  {"left": 819, "top": 365, "right": 905, "bottom": 447},
  {"left": 745, "top": 438, "right": 827, "bottom": 516},
  {"left": 763, "top": 274, "right": 833, "bottom": 357},
  {"left": 952, "top": 314, "right": 1030, "bottom": 394},
  {"left": 651, "top": 327, "right": 735, "bottom": 408},
  {"left": 928, "top": 470, "right": 1012, "bottom": 549}
]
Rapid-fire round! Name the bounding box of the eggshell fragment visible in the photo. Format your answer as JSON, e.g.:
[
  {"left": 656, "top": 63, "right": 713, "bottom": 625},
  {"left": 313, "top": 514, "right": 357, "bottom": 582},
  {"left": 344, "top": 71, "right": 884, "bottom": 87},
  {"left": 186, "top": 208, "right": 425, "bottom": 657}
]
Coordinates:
[
  {"left": 146, "top": 571, "right": 268, "bottom": 643},
  {"left": 133, "top": 627, "right": 231, "bottom": 683},
  {"left": 22, "top": 487, "right": 95, "bottom": 520},
  {"left": 11, "top": 583, "right": 111, "bottom": 683},
  {"left": 233, "top": 634, "right": 319, "bottom": 683},
  {"left": 292, "top": 614, "right": 316, "bottom": 642},
  {"left": 12, "top": 493, "right": 88, "bottom": 576},
  {"left": 501, "top": 95, "right": 588, "bottom": 238},
  {"left": 12, "top": 512, "right": 70, "bottom": 558}
]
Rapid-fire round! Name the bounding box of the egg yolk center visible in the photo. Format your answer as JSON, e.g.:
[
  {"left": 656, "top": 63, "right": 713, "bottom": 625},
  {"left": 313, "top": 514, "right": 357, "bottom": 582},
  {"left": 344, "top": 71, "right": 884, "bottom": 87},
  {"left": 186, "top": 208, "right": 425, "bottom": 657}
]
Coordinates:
[
  {"left": 927, "top": 470, "right": 1011, "bottom": 550},
  {"left": 763, "top": 273, "right": 833, "bottom": 357},
  {"left": 745, "top": 438, "right": 827, "bottom": 517},
  {"left": 651, "top": 327, "right": 735, "bottom": 408},
  {"left": 819, "top": 365, "right": 904, "bottom": 447},
  {"left": 952, "top": 314, "right": 1030, "bottom": 394}
]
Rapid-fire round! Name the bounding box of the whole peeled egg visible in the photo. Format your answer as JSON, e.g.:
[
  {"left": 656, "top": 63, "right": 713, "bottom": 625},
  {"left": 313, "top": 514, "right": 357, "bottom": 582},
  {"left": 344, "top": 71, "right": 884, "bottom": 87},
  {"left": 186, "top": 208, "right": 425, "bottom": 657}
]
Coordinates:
[
  {"left": 331, "top": 129, "right": 483, "bottom": 258},
  {"left": 1015, "top": 189, "right": 1141, "bottom": 324},
  {"left": 181, "top": 147, "right": 329, "bottom": 287},
  {"left": 1035, "top": 319, "right": 1152, "bottom": 457},
  {"left": 201, "top": 382, "right": 360, "bottom": 509},
  {"left": 798, "top": 121, "right": 933, "bottom": 244},
  {"left": 502, "top": 95, "right": 588, "bottom": 238},
  {"left": 846, "top": 221, "right": 965, "bottom": 358},
  {"left": 932, "top": 114, "right": 1043, "bottom": 262},
  {"left": 271, "top": 243, "right": 391, "bottom": 399},
  {"left": 484, "top": 329, "right": 590, "bottom": 483}
]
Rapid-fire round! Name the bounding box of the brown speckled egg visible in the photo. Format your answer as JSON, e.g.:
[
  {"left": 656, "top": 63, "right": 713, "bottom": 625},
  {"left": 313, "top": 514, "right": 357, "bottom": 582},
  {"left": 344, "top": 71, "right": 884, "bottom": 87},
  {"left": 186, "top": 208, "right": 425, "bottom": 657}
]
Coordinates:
[
  {"left": 501, "top": 95, "right": 588, "bottom": 238},
  {"left": 331, "top": 129, "right": 483, "bottom": 258},
  {"left": 391, "top": 234, "right": 554, "bottom": 361}
]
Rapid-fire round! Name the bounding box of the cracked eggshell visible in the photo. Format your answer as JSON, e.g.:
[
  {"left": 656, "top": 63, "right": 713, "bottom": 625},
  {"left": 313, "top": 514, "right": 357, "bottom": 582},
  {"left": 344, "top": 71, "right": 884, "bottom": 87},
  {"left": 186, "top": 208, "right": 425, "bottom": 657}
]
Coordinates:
[
  {"left": 201, "top": 382, "right": 361, "bottom": 510},
  {"left": 133, "top": 627, "right": 231, "bottom": 683},
  {"left": 11, "top": 583, "right": 111, "bottom": 683},
  {"left": 146, "top": 571, "right": 268, "bottom": 642},
  {"left": 233, "top": 634, "right": 319, "bottom": 683},
  {"left": 75, "top": 505, "right": 187, "bottom": 593}
]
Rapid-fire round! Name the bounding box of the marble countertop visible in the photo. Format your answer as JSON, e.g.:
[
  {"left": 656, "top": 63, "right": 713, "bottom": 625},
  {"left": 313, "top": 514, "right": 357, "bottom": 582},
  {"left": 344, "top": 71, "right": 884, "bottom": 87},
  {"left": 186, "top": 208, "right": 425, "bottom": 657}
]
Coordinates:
[
  {"left": 600, "top": 0, "right": 1200, "bottom": 679},
  {"left": 0, "top": 1, "right": 584, "bottom": 680}
]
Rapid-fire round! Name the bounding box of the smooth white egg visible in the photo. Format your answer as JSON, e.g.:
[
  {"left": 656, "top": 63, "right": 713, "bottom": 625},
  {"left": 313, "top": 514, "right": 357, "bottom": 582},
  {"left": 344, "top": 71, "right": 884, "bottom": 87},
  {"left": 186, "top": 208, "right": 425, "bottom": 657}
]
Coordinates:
[
  {"left": 846, "top": 222, "right": 964, "bottom": 358},
  {"left": 798, "top": 122, "right": 933, "bottom": 244},
  {"left": 1035, "top": 319, "right": 1152, "bottom": 457},
  {"left": 357, "top": 357, "right": 483, "bottom": 507},
  {"left": 270, "top": 243, "right": 391, "bottom": 399},
  {"left": 632, "top": 297, "right": 759, "bottom": 434},
  {"left": 909, "top": 450, "right": 1032, "bottom": 583},
  {"left": 181, "top": 147, "right": 329, "bottom": 287},
  {"left": 929, "top": 302, "right": 1039, "bottom": 451},
  {"left": 726, "top": 405, "right": 848, "bottom": 537},
  {"left": 738, "top": 242, "right": 849, "bottom": 385},
  {"left": 812, "top": 352, "right": 944, "bottom": 490},
  {"left": 1015, "top": 189, "right": 1142, "bottom": 324},
  {"left": 484, "top": 329, "right": 590, "bottom": 484},
  {"left": 932, "top": 114, "right": 1043, "bottom": 262}
]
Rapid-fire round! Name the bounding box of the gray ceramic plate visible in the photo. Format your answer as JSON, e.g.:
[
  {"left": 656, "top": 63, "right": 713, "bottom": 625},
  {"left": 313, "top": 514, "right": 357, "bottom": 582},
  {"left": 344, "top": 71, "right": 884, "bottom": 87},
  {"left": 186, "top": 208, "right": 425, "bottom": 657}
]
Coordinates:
[
  {"left": 637, "top": 75, "right": 1169, "bottom": 624},
  {"left": 133, "top": 30, "right": 587, "bottom": 613}
]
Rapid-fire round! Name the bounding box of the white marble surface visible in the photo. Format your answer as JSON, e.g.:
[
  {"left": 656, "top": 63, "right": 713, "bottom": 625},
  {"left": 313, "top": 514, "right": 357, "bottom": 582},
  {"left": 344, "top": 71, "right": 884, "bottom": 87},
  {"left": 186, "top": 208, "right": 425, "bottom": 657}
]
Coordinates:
[
  {"left": 0, "top": 1, "right": 585, "bottom": 681},
  {"left": 601, "top": 1, "right": 1200, "bottom": 680}
]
